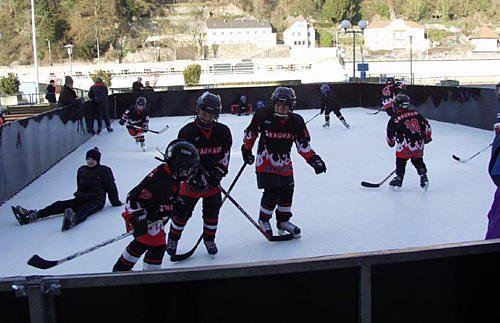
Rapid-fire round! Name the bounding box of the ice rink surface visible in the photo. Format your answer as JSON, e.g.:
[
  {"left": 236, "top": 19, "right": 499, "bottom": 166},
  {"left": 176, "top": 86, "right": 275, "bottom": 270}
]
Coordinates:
[{"left": 0, "top": 108, "right": 495, "bottom": 277}]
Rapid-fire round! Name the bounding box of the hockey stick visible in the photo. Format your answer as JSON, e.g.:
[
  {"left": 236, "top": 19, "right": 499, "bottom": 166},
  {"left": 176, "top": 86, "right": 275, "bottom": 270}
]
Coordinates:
[
  {"left": 28, "top": 218, "right": 169, "bottom": 270},
  {"left": 361, "top": 169, "right": 396, "bottom": 188},
  {"left": 128, "top": 124, "right": 169, "bottom": 134},
  {"left": 366, "top": 107, "right": 384, "bottom": 115},
  {"left": 452, "top": 143, "right": 493, "bottom": 163},
  {"left": 170, "top": 163, "right": 248, "bottom": 262},
  {"left": 305, "top": 111, "right": 322, "bottom": 124},
  {"left": 220, "top": 187, "right": 294, "bottom": 241}
]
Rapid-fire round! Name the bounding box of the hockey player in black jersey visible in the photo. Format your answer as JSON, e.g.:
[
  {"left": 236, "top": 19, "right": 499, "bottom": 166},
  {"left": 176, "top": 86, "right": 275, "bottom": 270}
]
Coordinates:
[
  {"left": 113, "top": 139, "right": 199, "bottom": 271},
  {"left": 166, "top": 91, "right": 232, "bottom": 257},
  {"left": 119, "top": 97, "right": 150, "bottom": 151},
  {"left": 320, "top": 83, "right": 350, "bottom": 128},
  {"left": 381, "top": 78, "right": 407, "bottom": 116},
  {"left": 241, "top": 86, "right": 327, "bottom": 237},
  {"left": 386, "top": 94, "right": 432, "bottom": 191}
]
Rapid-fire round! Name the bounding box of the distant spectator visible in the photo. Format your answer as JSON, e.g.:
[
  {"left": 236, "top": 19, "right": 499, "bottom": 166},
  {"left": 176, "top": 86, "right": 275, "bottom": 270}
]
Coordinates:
[
  {"left": 89, "top": 76, "right": 113, "bottom": 134},
  {"left": 132, "top": 77, "right": 144, "bottom": 92},
  {"left": 11, "top": 147, "right": 122, "bottom": 231},
  {"left": 45, "top": 80, "right": 57, "bottom": 108},
  {"left": 57, "top": 76, "right": 80, "bottom": 108},
  {"left": 0, "top": 111, "right": 5, "bottom": 125},
  {"left": 143, "top": 81, "right": 154, "bottom": 92}
]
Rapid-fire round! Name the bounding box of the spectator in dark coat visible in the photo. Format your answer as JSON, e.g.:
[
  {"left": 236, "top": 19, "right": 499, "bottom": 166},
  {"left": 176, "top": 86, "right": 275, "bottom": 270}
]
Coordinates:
[
  {"left": 12, "top": 147, "right": 122, "bottom": 231},
  {"left": 57, "top": 76, "right": 80, "bottom": 108},
  {"left": 45, "top": 80, "right": 57, "bottom": 108},
  {"left": 132, "top": 77, "right": 144, "bottom": 92},
  {"left": 89, "top": 76, "right": 113, "bottom": 134},
  {"left": 143, "top": 81, "right": 154, "bottom": 92}
]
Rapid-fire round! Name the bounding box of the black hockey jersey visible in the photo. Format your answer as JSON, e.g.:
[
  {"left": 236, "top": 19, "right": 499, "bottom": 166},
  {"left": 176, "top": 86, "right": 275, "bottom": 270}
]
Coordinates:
[
  {"left": 121, "top": 105, "right": 150, "bottom": 129},
  {"left": 243, "top": 107, "right": 316, "bottom": 176},
  {"left": 386, "top": 108, "right": 432, "bottom": 158},
  {"left": 320, "top": 91, "right": 341, "bottom": 113}
]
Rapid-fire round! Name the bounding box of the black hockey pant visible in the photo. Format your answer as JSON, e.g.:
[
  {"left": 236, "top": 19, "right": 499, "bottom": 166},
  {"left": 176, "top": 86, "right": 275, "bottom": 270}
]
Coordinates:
[
  {"left": 257, "top": 173, "right": 294, "bottom": 223},
  {"left": 395, "top": 157, "right": 427, "bottom": 178},
  {"left": 324, "top": 107, "right": 343, "bottom": 121},
  {"left": 113, "top": 240, "right": 166, "bottom": 271},
  {"left": 169, "top": 192, "right": 222, "bottom": 242},
  {"left": 37, "top": 198, "right": 103, "bottom": 224}
]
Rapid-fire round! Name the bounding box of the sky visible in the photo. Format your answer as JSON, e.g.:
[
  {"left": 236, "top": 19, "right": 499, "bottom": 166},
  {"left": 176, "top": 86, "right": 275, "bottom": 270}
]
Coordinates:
[{"left": 0, "top": 108, "right": 495, "bottom": 278}]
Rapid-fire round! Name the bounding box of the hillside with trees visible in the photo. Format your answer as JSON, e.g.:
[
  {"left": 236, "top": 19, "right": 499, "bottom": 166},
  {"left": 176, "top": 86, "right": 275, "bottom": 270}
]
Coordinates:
[{"left": 0, "top": 0, "right": 499, "bottom": 66}]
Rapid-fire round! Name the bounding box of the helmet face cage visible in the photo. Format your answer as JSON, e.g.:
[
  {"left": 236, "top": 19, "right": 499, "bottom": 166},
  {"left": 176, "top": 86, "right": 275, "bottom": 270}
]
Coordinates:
[
  {"left": 320, "top": 84, "right": 330, "bottom": 93},
  {"left": 165, "top": 140, "right": 200, "bottom": 180},
  {"left": 270, "top": 87, "right": 296, "bottom": 117},
  {"left": 196, "top": 91, "right": 222, "bottom": 118},
  {"left": 394, "top": 94, "right": 410, "bottom": 110},
  {"left": 136, "top": 97, "right": 147, "bottom": 109}
]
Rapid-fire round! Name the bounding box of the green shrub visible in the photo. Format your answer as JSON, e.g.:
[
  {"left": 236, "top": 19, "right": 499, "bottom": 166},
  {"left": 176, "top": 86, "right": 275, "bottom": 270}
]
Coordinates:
[
  {"left": 183, "top": 63, "right": 201, "bottom": 86},
  {"left": 89, "top": 70, "right": 112, "bottom": 87},
  {"left": 0, "top": 72, "right": 20, "bottom": 95}
]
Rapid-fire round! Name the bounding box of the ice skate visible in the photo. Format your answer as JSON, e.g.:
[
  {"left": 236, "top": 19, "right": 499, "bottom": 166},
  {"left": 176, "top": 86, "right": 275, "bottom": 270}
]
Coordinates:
[
  {"left": 389, "top": 176, "right": 403, "bottom": 191},
  {"left": 341, "top": 119, "right": 351, "bottom": 129},
  {"left": 420, "top": 174, "right": 429, "bottom": 192},
  {"left": 258, "top": 219, "right": 273, "bottom": 236},
  {"left": 96, "top": 128, "right": 102, "bottom": 135},
  {"left": 204, "top": 240, "right": 218, "bottom": 258},
  {"left": 166, "top": 238, "right": 178, "bottom": 256},
  {"left": 277, "top": 221, "right": 301, "bottom": 238},
  {"left": 61, "top": 208, "right": 77, "bottom": 231},
  {"left": 12, "top": 205, "right": 38, "bottom": 225},
  {"left": 140, "top": 142, "right": 146, "bottom": 152},
  {"left": 322, "top": 121, "right": 330, "bottom": 128},
  {"left": 106, "top": 126, "right": 113, "bottom": 133}
]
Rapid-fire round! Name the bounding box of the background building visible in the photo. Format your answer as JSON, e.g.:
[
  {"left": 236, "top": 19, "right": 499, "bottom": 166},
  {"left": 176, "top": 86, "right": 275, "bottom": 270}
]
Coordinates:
[
  {"left": 283, "top": 16, "right": 316, "bottom": 49},
  {"left": 470, "top": 26, "right": 499, "bottom": 52},
  {"left": 364, "top": 19, "right": 430, "bottom": 52},
  {"left": 206, "top": 19, "right": 276, "bottom": 47}
]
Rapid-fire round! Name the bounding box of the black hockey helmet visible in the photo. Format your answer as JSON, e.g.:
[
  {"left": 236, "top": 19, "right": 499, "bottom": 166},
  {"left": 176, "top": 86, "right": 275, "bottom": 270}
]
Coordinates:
[
  {"left": 164, "top": 139, "right": 200, "bottom": 180},
  {"left": 270, "top": 86, "right": 296, "bottom": 118},
  {"left": 394, "top": 94, "right": 410, "bottom": 110},
  {"left": 386, "top": 77, "right": 395, "bottom": 85},
  {"left": 196, "top": 91, "right": 222, "bottom": 117},
  {"left": 136, "top": 97, "right": 146, "bottom": 108}
]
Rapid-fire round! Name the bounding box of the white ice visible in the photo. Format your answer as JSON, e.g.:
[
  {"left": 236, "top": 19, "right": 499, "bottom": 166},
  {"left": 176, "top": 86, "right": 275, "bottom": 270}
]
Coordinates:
[{"left": 0, "top": 108, "right": 495, "bottom": 277}]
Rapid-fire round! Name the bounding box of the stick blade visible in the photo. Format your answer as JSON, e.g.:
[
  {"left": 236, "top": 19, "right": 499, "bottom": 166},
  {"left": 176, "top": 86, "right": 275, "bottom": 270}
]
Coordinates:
[
  {"left": 27, "top": 254, "right": 59, "bottom": 269},
  {"left": 268, "top": 233, "right": 295, "bottom": 241},
  {"left": 158, "top": 125, "right": 169, "bottom": 134},
  {"left": 361, "top": 181, "right": 381, "bottom": 188},
  {"left": 452, "top": 155, "right": 464, "bottom": 162}
]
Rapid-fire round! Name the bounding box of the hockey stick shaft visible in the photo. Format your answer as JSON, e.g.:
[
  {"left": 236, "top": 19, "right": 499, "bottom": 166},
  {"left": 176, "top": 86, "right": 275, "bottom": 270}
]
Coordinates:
[
  {"left": 366, "top": 107, "right": 384, "bottom": 115},
  {"left": 170, "top": 163, "right": 248, "bottom": 262},
  {"left": 128, "top": 124, "right": 169, "bottom": 134},
  {"left": 305, "top": 111, "right": 322, "bottom": 124},
  {"left": 452, "top": 143, "right": 493, "bottom": 163},
  {"left": 28, "top": 218, "right": 169, "bottom": 269},
  {"left": 361, "top": 169, "right": 396, "bottom": 188},
  {"left": 220, "top": 187, "right": 294, "bottom": 241}
]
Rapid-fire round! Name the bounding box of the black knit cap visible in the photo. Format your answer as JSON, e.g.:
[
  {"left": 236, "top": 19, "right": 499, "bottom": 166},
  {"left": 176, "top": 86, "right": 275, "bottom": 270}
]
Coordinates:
[{"left": 86, "top": 147, "right": 101, "bottom": 163}]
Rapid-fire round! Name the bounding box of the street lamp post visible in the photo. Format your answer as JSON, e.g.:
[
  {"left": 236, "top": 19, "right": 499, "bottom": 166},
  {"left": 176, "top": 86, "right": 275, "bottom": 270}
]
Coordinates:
[
  {"left": 341, "top": 19, "right": 368, "bottom": 81},
  {"left": 409, "top": 35, "right": 413, "bottom": 84},
  {"left": 46, "top": 39, "right": 52, "bottom": 66},
  {"left": 64, "top": 44, "right": 74, "bottom": 76}
]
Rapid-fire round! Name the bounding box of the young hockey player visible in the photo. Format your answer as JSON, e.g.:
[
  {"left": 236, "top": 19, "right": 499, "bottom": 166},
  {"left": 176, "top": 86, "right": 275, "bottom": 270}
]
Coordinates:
[
  {"left": 386, "top": 94, "right": 432, "bottom": 191},
  {"left": 241, "top": 86, "right": 327, "bottom": 237},
  {"left": 119, "top": 96, "right": 150, "bottom": 151},
  {"left": 113, "top": 139, "right": 200, "bottom": 271},
  {"left": 381, "top": 78, "right": 407, "bottom": 116},
  {"left": 320, "top": 83, "right": 350, "bottom": 128},
  {"left": 12, "top": 147, "right": 122, "bottom": 231},
  {"left": 166, "top": 91, "right": 232, "bottom": 257},
  {"left": 238, "top": 95, "right": 249, "bottom": 115}
]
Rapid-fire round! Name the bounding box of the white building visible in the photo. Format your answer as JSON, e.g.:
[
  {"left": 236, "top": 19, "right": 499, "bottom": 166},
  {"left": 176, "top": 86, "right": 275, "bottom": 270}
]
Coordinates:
[
  {"left": 470, "top": 26, "right": 499, "bottom": 52},
  {"left": 283, "top": 16, "right": 316, "bottom": 48},
  {"left": 206, "top": 19, "right": 276, "bottom": 47},
  {"left": 363, "top": 19, "right": 430, "bottom": 51}
]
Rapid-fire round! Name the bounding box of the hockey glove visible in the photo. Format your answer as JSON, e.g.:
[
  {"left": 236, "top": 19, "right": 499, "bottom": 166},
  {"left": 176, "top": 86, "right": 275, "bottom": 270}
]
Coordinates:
[
  {"left": 130, "top": 212, "right": 148, "bottom": 238},
  {"left": 173, "top": 197, "right": 185, "bottom": 215},
  {"left": 189, "top": 173, "right": 206, "bottom": 190},
  {"left": 308, "top": 154, "right": 327, "bottom": 174},
  {"left": 119, "top": 119, "right": 126, "bottom": 126},
  {"left": 143, "top": 124, "right": 149, "bottom": 131},
  {"left": 207, "top": 165, "right": 228, "bottom": 186},
  {"left": 241, "top": 145, "right": 255, "bottom": 165}
]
